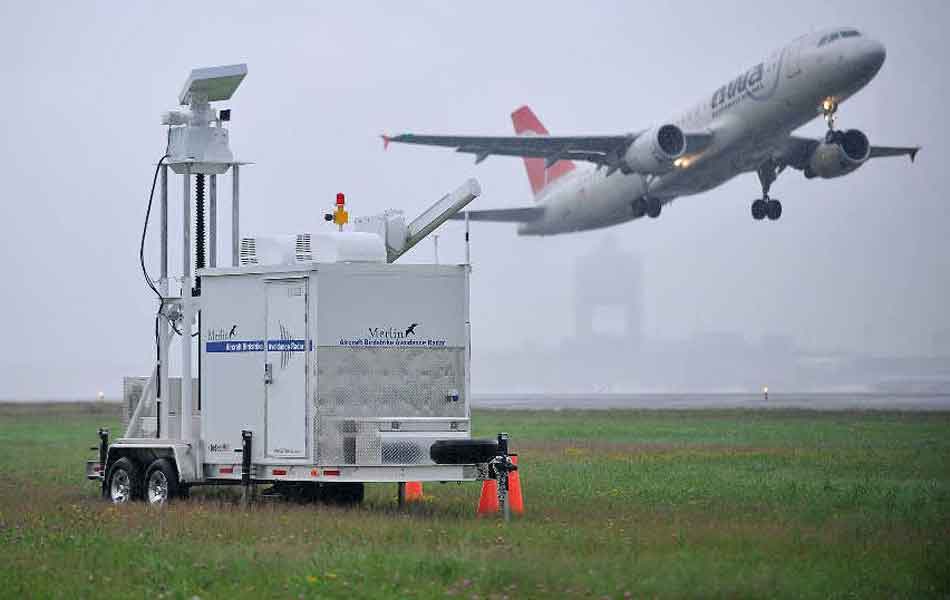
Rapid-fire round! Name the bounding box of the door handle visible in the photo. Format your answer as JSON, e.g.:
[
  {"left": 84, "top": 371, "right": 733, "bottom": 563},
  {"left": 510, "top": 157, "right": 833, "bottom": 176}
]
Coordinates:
[{"left": 264, "top": 363, "right": 273, "bottom": 385}]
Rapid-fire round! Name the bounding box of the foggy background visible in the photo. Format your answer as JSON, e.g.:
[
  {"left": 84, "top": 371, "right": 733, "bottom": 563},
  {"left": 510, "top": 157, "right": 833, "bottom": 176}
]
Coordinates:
[{"left": 1, "top": 1, "right": 947, "bottom": 399}]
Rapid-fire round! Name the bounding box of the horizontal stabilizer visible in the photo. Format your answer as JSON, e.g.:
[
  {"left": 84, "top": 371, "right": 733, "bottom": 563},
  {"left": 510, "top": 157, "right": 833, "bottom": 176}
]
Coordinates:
[{"left": 447, "top": 207, "right": 545, "bottom": 223}]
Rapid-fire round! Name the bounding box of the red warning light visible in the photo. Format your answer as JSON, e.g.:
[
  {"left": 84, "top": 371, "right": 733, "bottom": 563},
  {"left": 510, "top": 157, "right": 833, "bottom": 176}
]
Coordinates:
[{"left": 336, "top": 193, "right": 345, "bottom": 206}]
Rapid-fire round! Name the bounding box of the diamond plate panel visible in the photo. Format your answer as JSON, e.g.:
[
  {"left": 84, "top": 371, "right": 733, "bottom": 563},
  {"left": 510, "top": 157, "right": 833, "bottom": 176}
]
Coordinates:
[
  {"left": 315, "top": 347, "right": 466, "bottom": 418},
  {"left": 381, "top": 439, "right": 426, "bottom": 464},
  {"left": 313, "top": 347, "right": 466, "bottom": 464}
]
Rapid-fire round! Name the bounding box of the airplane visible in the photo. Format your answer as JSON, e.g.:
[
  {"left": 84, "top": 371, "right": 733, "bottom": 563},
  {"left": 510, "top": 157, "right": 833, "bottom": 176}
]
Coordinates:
[{"left": 383, "top": 27, "right": 920, "bottom": 235}]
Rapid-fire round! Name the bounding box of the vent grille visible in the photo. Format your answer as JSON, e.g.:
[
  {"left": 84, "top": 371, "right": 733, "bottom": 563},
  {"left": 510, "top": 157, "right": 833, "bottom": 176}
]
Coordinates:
[
  {"left": 295, "top": 233, "right": 312, "bottom": 262},
  {"left": 239, "top": 237, "right": 258, "bottom": 266}
]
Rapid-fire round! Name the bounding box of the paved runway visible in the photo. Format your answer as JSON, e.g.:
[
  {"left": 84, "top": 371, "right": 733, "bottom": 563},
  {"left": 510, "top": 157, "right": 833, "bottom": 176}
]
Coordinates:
[{"left": 472, "top": 393, "right": 950, "bottom": 411}]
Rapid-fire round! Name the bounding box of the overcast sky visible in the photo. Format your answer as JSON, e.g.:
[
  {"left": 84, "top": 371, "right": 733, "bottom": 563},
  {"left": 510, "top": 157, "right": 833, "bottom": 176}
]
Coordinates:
[{"left": 0, "top": 1, "right": 947, "bottom": 399}]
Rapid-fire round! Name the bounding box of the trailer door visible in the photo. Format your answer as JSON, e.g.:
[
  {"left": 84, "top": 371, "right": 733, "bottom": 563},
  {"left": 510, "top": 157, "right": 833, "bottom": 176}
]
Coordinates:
[{"left": 264, "top": 278, "right": 308, "bottom": 458}]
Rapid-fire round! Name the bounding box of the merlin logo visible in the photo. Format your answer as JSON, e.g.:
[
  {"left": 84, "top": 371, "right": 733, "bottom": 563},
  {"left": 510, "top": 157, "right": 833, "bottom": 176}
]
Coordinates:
[
  {"left": 368, "top": 323, "right": 421, "bottom": 339},
  {"left": 339, "top": 322, "right": 446, "bottom": 347},
  {"left": 207, "top": 325, "right": 239, "bottom": 341}
]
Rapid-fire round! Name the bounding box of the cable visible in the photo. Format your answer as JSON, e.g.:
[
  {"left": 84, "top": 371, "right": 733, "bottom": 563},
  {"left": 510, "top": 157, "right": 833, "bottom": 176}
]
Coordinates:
[
  {"left": 140, "top": 154, "right": 170, "bottom": 304},
  {"left": 140, "top": 152, "right": 198, "bottom": 339}
]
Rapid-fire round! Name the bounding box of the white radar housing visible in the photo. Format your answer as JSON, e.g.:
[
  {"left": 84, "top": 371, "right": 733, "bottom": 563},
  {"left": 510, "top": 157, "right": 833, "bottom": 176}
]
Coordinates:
[{"left": 164, "top": 64, "right": 247, "bottom": 175}]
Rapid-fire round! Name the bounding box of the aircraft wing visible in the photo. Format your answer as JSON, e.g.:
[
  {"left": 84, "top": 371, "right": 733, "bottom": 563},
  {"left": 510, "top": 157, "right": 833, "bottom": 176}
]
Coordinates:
[
  {"left": 384, "top": 133, "right": 634, "bottom": 166},
  {"left": 868, "top": 145, "right": 921, "bottom": 160},
  {"left": 778, "top": 136, "right": 921, "bottom": 169},
  {"left": 447, "top": 207, "right": 545, "bottom": 222}
]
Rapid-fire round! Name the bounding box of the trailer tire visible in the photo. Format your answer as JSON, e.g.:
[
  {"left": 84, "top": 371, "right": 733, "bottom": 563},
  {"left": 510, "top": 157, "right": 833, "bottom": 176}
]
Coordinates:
[
  {"left": 322, "top": 482, "right": 364, "bottom": 505},
  {"left": 106, "top": 457, "right": 143, "bottom": 504},
  {"left": 430, "top": 439, "right": 499, "bottom": 465},
  {"left": 144, "top": 458, "right": 180, "bottom": 506}
]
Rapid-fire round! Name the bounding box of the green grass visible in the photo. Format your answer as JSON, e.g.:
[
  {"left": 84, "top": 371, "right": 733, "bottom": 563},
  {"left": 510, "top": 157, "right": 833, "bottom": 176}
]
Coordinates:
[{"left": 0, "top": 405, "right": 948, "bottom": 598}]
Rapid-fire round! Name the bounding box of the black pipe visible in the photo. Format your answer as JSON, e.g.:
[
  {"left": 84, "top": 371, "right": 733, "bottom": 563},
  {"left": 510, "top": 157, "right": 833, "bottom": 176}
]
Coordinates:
[
  {"left": 241, "top": 430, "right": 252, "bottom": 486},
  {"left": 194, "top": 174, "right": 206, "bottom": 296},
  {"left": 98, "top": 428, "right": 109, "bottom": 496}
]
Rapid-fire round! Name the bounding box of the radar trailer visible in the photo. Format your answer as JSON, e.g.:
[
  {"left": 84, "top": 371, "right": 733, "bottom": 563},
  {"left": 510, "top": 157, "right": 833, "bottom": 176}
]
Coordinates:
[{"left": 86, "top": 64, "right": 518, "bottom": 513}]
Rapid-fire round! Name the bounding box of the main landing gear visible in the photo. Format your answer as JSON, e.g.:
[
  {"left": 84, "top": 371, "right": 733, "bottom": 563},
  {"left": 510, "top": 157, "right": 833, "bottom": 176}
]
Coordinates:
[
  {"left": 751, "top": 159, "right": 784, "bottom": 221},
  {"left": 633, "top": 196, "right": 662, "bottom": 219}
]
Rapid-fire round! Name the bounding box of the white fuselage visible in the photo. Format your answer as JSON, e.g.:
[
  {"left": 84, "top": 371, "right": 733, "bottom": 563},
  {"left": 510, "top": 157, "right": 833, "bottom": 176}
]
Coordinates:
[{"left": 518, "top": 29, "right": 886, "bottom": 235}]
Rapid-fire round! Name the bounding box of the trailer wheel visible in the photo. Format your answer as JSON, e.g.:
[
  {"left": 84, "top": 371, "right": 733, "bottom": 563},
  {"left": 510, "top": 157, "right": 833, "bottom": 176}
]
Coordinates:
[
  {"left": 107, "top": 457, "right": 142, "bottom": 504},
  {"left": 322, "top": 482, "right": 364, "bottom": 505},
  {"left": 430, "top": 439, "right": 499, "bottom": 465},
  {"left": 144, "top": 458, "right": 180, "bottom": 506}
]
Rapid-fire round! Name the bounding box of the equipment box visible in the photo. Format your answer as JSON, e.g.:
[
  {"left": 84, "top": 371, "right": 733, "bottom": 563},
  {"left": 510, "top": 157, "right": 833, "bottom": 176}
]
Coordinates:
[{"left": 199, "top": 262, "right": 473, "bottom": 479}]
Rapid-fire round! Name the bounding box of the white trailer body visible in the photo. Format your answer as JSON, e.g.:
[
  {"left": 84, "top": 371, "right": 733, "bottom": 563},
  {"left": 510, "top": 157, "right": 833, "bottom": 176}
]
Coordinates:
[
  {"left": 198, "top": 262, "right": 477, "bottom": 483},
  {"left": 89, "top": 64, "right": 516, "bottom": 511}
]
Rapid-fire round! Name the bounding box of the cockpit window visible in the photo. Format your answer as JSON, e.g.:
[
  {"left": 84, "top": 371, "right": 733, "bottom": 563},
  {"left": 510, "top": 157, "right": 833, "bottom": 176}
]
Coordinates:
[{"left": 819, "top": 29, "right": 861, "bottom": 46}]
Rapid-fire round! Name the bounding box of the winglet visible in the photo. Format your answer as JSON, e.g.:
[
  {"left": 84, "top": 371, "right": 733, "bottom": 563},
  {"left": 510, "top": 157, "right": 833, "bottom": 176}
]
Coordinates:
[
  {"left": 381, "top": 134, "right": 392, "bottom": 150},
  {"left": 910, "top": 147, "right": 921, "bottom": 162}
]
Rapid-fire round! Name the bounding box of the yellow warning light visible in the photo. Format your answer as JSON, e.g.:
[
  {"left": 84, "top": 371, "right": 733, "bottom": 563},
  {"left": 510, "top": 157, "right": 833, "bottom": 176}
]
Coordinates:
[{"left": 332, "top": 192, "right": 348, "bottom": 229}]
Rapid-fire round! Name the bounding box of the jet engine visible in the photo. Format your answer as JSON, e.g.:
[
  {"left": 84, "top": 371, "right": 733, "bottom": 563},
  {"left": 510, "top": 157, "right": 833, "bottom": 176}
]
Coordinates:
[
  {"left": 804, "top": 129, "right": 871, "bottom": 179},
  {"left": 622, "top": 124, "right": 686, "bottom": 174}
]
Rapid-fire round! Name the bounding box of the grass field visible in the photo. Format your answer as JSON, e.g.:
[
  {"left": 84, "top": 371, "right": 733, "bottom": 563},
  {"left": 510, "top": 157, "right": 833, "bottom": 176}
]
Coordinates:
[{"left": 0, "top": 404, "right": 948, "bottom": 599}]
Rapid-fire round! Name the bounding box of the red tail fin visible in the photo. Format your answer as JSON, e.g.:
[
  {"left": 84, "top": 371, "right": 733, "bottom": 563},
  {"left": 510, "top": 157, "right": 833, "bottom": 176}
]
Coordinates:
[{"left": 511, "top": 105, "right": 575, "bottom": 197}]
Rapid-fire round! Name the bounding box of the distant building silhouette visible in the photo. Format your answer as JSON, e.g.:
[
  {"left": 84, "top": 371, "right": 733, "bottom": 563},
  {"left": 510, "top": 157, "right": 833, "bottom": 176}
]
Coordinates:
[{"left": 573, "top": 235, "right": 643, "bottom": 347}]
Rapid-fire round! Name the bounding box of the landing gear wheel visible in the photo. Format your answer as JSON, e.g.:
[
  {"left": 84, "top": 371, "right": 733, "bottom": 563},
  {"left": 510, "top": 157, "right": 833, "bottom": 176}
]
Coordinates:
[
  {"left": 145, "top": 458, "right": 180, "bottom": 506},
  {"left": 107, "top": 457, "right": 142, "bottom": 504},
  {"left": 645, "top": 197, "right": 662, "bottom": 219},
  {"left": 754, "top": 159, "right": 786, "bottom": 222},
  {"left": 632, "top": 197, "right": 647, "bottom": 216},
  {"left": 321, "top": 482, "right": 364, "bottom": 505},
  {"left": 766, "top": 199, "right": 782, "bottom": 221}
]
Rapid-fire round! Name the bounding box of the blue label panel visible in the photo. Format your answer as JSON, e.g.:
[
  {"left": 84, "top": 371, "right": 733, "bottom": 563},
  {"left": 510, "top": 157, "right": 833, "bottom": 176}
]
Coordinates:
[{"left": 205, "top": 339, "right": 310, "bottom": 353}]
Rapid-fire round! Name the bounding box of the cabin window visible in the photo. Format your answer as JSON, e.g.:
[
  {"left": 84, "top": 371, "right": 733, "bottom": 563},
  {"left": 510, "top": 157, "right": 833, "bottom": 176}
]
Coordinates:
[{"left": 819, "top": 29, "right": 860, "bottom": 47}]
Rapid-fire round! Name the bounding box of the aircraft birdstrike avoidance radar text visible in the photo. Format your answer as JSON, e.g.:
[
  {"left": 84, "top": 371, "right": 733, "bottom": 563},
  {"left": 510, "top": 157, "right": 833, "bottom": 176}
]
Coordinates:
[{"left": 384, "top": 27, "right": 920, "bottom": 234}]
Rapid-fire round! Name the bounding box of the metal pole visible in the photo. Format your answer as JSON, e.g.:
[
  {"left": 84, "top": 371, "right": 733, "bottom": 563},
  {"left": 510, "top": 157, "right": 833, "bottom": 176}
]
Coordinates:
[
  {"left": 209, "top": 174, "right": 217, "bottom": 268},
  {"left": 464, "top": 211, "right": 470, "bottom": 265},
  {"left": 159, "top": 165, "right": 169, "bottom": 437},
  {"left": 160, "top": 166, "right": 168, "bottom": 284},
  {"left": 232, "top": 165, "right": 240, "bottom": 267},
  {"left": 433, "top": 234, "right": 439, "bottom": 264},
  {"left": 181, "top": 172, "right": 193, "bottom": 444}
]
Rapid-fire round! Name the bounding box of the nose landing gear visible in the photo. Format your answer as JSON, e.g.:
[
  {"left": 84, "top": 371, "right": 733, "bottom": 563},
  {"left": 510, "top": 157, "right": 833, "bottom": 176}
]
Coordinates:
[
  {"left": 821, "top": 98, "right": 845, "bottom": 144},
  {"left": 822, "top": 97, "right": 838, "bottom": 131},
  {"left": 751, "top": 159, "right": 784, "bottom": 221}
]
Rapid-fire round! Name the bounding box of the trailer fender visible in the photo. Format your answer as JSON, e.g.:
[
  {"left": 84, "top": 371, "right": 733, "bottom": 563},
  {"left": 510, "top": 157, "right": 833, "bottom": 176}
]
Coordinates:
[{"left": 104, "top": 443, "right": 199, "bottom": 487}]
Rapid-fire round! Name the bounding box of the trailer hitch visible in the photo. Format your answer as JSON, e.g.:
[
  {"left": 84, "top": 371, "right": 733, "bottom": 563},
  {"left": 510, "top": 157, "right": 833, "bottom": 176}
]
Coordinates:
[{"left": 488, "top": 433, "right": 518, "bottom": 522}]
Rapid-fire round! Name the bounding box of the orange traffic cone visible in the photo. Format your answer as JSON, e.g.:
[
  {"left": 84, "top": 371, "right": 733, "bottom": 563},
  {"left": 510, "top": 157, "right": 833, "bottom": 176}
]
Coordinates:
[
  {"left": 477, "top": 478, "right": 499, "bottom": 515},
  {"left": 508, "top": 455, "right": 524, "bottom": 515},
  {"left": 405, "top": 481, "right": 424, "bottom": 502}
]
